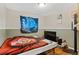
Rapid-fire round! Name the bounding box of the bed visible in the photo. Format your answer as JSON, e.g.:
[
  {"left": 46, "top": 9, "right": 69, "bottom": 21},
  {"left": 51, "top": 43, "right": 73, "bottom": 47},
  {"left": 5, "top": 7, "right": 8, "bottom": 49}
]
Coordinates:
[
  {"left": 0, "top": 37, "right": 57, "bottom": 55},
  {"left": 19, "top": 39, "right": 57, "bottom": 55},
  {"left": 0, "top": 31, "right": 58, "bottom": 55},
  {"left": 0, "top": 38, "right": 57, "bottom": 55},
  {"left": 19, "top": 31, "right": 58, "bottom": 55}
]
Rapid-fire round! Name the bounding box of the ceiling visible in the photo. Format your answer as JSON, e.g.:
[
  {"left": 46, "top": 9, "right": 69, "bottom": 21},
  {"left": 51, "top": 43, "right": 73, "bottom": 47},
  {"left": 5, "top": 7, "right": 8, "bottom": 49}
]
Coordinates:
[{"left": 5, "top": 3, "right": 77, "bottom": 16}]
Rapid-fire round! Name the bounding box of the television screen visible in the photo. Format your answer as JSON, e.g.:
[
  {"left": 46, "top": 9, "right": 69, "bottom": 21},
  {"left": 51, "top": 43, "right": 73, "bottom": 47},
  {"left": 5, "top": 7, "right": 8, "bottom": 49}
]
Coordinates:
[
  {"left": 20, "top": 16, "right": 38, "bottom": 33},
  {"left": 44, "top": 31, "right": 57, "bottom": 42}
]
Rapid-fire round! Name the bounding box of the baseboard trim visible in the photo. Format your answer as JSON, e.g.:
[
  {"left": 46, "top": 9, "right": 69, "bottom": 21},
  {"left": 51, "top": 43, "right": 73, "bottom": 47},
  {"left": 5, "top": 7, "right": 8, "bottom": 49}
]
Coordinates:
[{"left": 68, "top": 47, "right": 79, "bottom": 52}]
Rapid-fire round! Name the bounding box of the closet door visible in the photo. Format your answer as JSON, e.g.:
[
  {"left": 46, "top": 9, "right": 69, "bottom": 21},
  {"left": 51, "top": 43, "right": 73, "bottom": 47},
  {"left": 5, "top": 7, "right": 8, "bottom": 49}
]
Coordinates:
[
  {"left": 77, "top": 4, "right": 79, "bottom": 31},
  {"left": 77, "top": 4, "right": 79, "bottom": 54},
  {"left": 77, "top": 13, "right": 79, "bottom": 31}
]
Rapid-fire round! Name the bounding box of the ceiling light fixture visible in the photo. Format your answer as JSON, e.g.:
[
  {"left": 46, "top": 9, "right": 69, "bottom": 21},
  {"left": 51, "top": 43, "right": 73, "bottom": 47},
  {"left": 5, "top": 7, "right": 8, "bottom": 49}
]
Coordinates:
[{"left": 38, "top": 3, "right": 46, "bottom": 7}]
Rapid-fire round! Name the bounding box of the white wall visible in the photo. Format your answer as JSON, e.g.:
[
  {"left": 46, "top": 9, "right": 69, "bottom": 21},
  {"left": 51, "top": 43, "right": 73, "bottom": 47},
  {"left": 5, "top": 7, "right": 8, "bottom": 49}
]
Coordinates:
[
  {"left": 6, "top": 8, "right": 45, "bottom": 38},
  {"left": 0, "top": 4, "right": 6, "bottom": 29},
  {"left": 0, "top": 4, "right": 6, "bottom": 46},
  {"left": 43, "top": 3, "right": 77, "bottom": 48},
  {"left": 43, "top": 4, "right": 77, "bottom": 29}
]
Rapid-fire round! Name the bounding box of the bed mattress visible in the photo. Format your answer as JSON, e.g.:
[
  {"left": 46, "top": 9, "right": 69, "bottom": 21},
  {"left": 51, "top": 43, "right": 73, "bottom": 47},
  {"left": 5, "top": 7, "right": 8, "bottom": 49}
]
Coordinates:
[
  {"left": 18, "top": 39, "right": 58, "bottom": 55},
  {"left": 0, "top": 38, "right": 57, "bottom": 55}
]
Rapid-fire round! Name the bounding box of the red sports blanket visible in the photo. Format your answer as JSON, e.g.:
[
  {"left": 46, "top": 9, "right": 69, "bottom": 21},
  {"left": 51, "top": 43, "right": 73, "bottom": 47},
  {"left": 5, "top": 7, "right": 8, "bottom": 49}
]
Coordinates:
[{"left": 0, "top": 38, "right": 47, "bottom": 55}]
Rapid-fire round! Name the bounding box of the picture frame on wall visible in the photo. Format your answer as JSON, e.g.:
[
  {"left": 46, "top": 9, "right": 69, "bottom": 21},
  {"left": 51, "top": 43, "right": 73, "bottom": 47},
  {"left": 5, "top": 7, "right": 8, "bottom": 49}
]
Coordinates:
[{"left": 20, "top": 16, "right": 38, "bottom": 33}]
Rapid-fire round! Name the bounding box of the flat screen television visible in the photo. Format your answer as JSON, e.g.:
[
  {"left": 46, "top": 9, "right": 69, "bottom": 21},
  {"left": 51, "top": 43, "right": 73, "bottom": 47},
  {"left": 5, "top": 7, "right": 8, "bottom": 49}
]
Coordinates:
[
  {"left": 44, "top": 31, "right": 57, "bottom": 42},
  {"left": 20, "top": 16, "right": 38, "bottom": 33}
]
